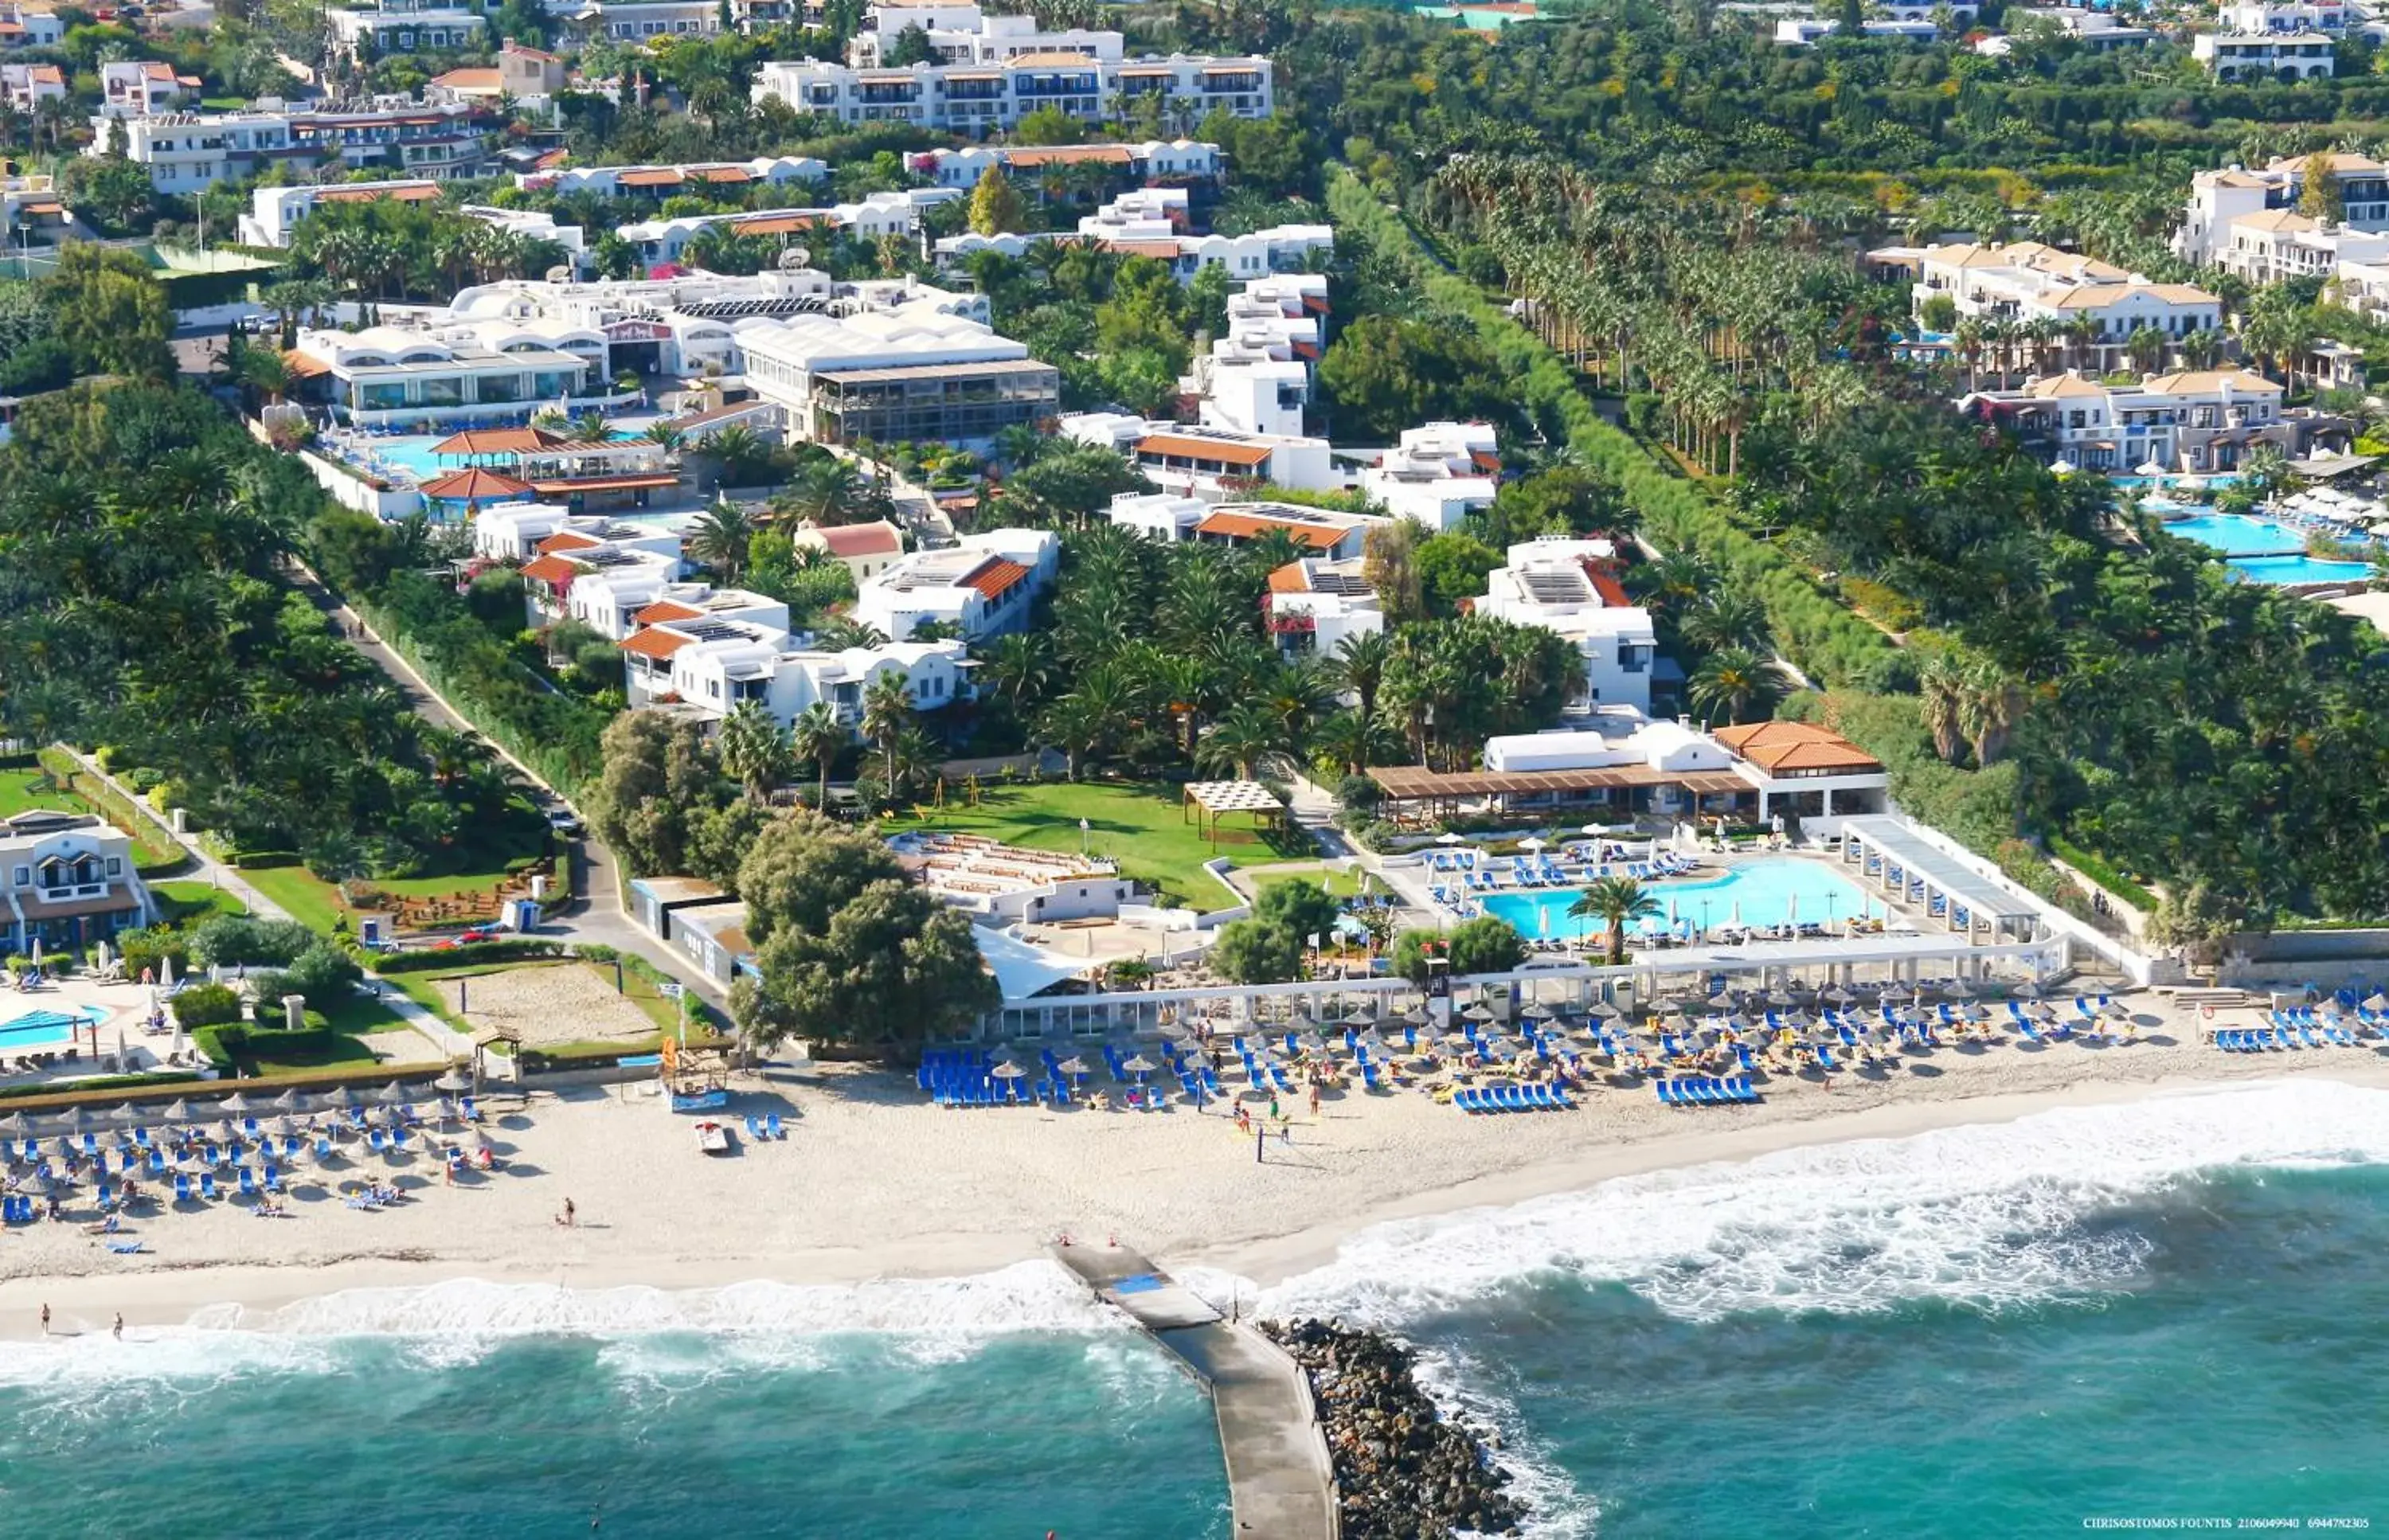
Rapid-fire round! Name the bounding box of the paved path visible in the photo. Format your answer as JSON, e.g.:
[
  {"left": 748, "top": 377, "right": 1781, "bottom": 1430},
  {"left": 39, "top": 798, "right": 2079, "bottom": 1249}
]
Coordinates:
[
  {"left": 62, "top": 750, "right": 478, "bottom": 1063},
  {"left": 1051, "top": 1240, "right": 1339, "bottom": 1540},
  {"left": 288, "top": 567, "right": 727, "bottom": 1010}
]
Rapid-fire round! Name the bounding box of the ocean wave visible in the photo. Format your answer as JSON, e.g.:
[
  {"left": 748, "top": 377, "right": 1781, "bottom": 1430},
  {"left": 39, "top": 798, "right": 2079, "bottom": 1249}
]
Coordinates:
[
  {"left": 1406, "top": 1343, "right": 1599, "bottom": 1540},
  {"left": 1261, "top": 1078, "right": 2389, "bottom": 1327},
  {"left": 0, "top": 1261, "right": 1128, "bottom": 1386}
]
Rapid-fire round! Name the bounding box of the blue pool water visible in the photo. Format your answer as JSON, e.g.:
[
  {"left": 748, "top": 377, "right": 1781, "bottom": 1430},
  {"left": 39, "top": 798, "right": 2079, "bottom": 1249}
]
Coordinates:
[
  {"left": 2227, "top": 553, "right": 2378, "bottom": 585},
  {"left": 359, "top": 430, "right": 647, "bottom": 485},
  {"left": 1481, "top": 857, "right": 1879, "bottom": 940},
  {"left": 0, "top": 1005, "right": 104, "bottom": 1049},
  {"left": 2162, "top": 512, "right": 2309, "bottom": 556}
]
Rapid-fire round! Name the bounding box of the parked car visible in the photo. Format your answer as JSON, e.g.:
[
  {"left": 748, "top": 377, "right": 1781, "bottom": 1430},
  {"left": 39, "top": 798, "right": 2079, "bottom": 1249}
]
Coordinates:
[{"left": 545, "top": 807, "right": 585, "bottom": 837}]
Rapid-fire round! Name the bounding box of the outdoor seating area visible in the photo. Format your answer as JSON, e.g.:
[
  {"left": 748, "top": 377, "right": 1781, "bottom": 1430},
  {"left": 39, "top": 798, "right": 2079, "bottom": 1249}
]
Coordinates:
[
  {"left": 2212, "top": 989, "right": 2389, "bottom": 1053},
  {"left": 0, "top": 1077, "right": 510, "bottom": 1234}
]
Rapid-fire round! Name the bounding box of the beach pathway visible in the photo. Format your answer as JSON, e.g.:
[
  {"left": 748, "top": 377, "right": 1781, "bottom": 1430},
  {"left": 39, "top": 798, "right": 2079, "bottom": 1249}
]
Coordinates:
[{"left": 1050, "top": 1240, "right": 1339, "bottom": 1539}]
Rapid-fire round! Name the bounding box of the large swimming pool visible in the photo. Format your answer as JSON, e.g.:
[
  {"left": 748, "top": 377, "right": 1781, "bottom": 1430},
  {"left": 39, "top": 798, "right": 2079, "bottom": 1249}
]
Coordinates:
[
  {"left": 2227, "top": 554, "right": 2378, "bottom": 586},
  {"left": 2163, "top": 513, "right": 2310, "bottom": 557},
  {"left": 0, "top": 1005, "right": 106, "bottom": 1051},
  {"left": 1480, "top": 857, "right": 1882, "bottom": 940}
]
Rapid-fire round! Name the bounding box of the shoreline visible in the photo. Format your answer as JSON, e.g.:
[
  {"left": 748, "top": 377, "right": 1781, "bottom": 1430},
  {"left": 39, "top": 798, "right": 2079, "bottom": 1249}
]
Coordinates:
[{"left": 6, "top": 1053, "right": 2385, "bottom": 1339}]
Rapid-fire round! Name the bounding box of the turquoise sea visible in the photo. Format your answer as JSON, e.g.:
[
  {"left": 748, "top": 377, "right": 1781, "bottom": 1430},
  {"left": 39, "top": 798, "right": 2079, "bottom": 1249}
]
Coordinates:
[{"left": 7, "top": 1081, "right": 2388, "bottom": 1538}]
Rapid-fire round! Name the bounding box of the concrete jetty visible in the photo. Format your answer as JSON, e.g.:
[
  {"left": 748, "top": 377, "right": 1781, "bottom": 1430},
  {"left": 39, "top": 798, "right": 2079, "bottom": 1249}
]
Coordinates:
[{"left": 1050, "top": 1240, "right": 1339, "bottom": 1539}]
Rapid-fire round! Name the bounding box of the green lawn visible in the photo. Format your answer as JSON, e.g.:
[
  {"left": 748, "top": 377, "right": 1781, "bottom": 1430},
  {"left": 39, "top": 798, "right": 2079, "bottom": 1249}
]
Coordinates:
[
  {"left": 239, "top": 864, "right": 348, "bottom": 932},
  {"left": 0, "top": 763, "right": 84, "bottom": 818},
  {"left": 889, "top": 780, "right": 1314, "bottom": 906},
  {"left": 152, "top": 880, "right": 250, "bottom": 923},
  {"left": 34, "top": 749, "right": 189, "bottom": 874},
  {"left": 1249, "top": 866, "right": 1366, "bottom": 901}
]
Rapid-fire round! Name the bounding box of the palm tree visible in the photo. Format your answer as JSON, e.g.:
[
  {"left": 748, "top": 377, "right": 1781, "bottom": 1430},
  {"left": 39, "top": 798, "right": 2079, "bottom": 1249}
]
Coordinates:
[
  {"left": 1195, "top": 703, "right": 1282, "bottom": 781},
  {"left": 791, "top": 700, "right": 845, "bottom": 809},
  {"left": 1311, "top": 709, "right": 1382, "bottom": 776},
  {"left": 980, "top": 631, "right": 1054, "bottom": 711},
  {"left": 716, "top": 701, "right": 792, "bottom": 803},
  {"left": 702, "top": 424, "right": 771, "bottom": 488},
  {"left": 860, "top": 671, "right": 914, "bottom": 800},
  {"left": 571, "top": 408, "right": 612, "bottom": 443},
  {"left": 1568, "top": 874, "right": 1660, "bottom": 965},
  {"left": 686, "top": 498, "right": 753, "bottom": 582},
  {"left": 1324, "top": 630, "right": 1392, "bottom": 723},
  {"left": 812, "top": 616, "right": 891, "bottom": 651},
  {"left": 643, "top": 421, "right": 688, "bottom": 458},
  {"left": 1676, "top": 590, "right": 1769, "bottom": 655},
  {"left": 1687, "top": 647, "right": 1789, "bottom": 728},
  {"left": 787, "top": 456, "right": 867, "bottom": 526}
]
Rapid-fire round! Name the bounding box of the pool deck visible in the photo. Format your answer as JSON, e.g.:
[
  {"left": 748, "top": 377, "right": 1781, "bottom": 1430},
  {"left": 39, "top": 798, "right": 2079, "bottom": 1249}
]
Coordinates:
[{"left": 1050, "top": 1239, "right": 1340, "bottom": 1540}]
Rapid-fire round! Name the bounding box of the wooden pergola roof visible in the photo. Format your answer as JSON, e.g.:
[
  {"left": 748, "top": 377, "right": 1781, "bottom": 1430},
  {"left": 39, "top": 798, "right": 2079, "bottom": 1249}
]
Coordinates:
[{"left": 1367, "top": 765, "right": 1753, "bottom": 799}]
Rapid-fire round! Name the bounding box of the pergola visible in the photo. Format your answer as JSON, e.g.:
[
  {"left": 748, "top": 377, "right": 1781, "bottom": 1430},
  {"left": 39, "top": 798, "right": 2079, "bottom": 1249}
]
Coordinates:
[
  {"left": 1837, "top": 815, "right": 2043, "bottom": 940},
  {"left": 1182, "top": 780, "right": 1286, "bottom": 846},
  {"left": 1367, "top": 764, "right": 1755, "bottom": 823}
]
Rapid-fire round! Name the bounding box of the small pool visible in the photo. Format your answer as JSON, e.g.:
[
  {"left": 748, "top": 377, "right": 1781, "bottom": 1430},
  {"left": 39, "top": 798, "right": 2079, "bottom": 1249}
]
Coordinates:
[
  {"left": 0, "top": 1005, "right": 105, "bottom": 1050},
  {"left": 1481, "top": 858, "right": 1882, "bottom": 940},
  {"left": 2227, "top": 554, "right": 2378, "bottom": 586},
  {"left": 2110, "top": 474, "right": 2242, "bottom": 491},
  {"left": 348, "top": 429, "right": 648, "bottom": 486},
  {"left": 2137, "top": 495, "right": 2194, "bottom": 515},
  {"left": 2163, "top": 513, "right": 2311, "bottom": 557}
]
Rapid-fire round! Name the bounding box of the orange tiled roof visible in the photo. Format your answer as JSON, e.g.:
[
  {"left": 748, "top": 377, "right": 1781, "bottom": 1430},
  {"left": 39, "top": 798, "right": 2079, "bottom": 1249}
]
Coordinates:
[
  {"left": 315, "top": 183, "right": 441, "bottom": 204},
  {"left": 1194, "top": 510, "right": 1343, "bottom": 549},
  {"left": 619, "top": 627, "right": 693, "bottom": 661},
  {"left": 434, "top": 427, "right": 566, "bottom": 455},
  {"left": 805, "top": 522, "right": 901, "bottom": 558},
  {"left": 616, "top": 168, "right": 684, "bottom": 187},
  {"left": 1711, "top": 720, "right": 1883, "bottom": 775},
  {"left": 1265, "top": 561, "right": 1309, "bottom": 594},
  {"left": 635, "top": 599, "right": 704, "bottom": 624},
  {"left": 518, "top": 553, "right": 586, "bottom": 584},
  {"left": 537, "top": 530, "right": 604, "bottom": 554},
  {"left": 418, "top": 467, "right": 529, "bottom": 501},
  {"left": 963, "top": 558, "right": 1030, "bottom": 601},
  {"left": 1139, "top": 432, "right": 1272, "bottom": 468}
]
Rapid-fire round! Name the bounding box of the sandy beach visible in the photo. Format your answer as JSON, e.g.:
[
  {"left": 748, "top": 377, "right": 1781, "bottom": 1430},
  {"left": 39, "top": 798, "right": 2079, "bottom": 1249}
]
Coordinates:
[{"left": 6, "top": 999, "right": 2387, "bottom": 1336}]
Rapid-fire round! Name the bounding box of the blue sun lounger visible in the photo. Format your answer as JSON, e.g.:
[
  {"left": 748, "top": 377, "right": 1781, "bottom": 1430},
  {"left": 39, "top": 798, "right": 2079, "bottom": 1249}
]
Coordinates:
[
  {"left": 199, "top": 1173, "right": 220, "bottom": 1202},
  {"left": 174, "top": 1173, "right": 193, "bottom": 1203},
  {"left": 766, "top": 1112, "right": 784, "bottom": 1139}
]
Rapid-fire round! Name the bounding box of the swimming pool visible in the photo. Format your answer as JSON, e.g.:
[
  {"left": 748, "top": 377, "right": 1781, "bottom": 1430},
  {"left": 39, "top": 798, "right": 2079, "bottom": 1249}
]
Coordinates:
[
  {"left": 0, "top": 1005, "right": 105, "bottom": 1051},
  {"left": 2163, "top": 513, "right": 2310, "bottom": 557},
  {"left": 1480, "top": 858, "right": 1882, "bottom": 940},
  {"left": 350, "top": 430, "right": 649, "bottom": 486},
  {"left": 2227, "top": 554, "right": 2378, "bottom": 586}
]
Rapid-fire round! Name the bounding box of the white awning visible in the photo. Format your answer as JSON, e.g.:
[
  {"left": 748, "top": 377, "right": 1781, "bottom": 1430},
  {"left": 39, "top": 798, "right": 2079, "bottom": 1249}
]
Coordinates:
[{"left": 975, "top": 926, "right": 1093, "bottom": 1002}]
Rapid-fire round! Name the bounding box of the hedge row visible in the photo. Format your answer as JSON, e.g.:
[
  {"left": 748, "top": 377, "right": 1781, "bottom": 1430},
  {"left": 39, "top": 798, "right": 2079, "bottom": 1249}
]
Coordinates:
[
  {"left": 349, "top": 574, "right": 608, "bottom": 798},
  {"left": 2050, "top": 837, "right": 2159, "bottom": 913},
  {"left": 1326, "top": 174, "right": 1900, "bottom": 690},
  {"left": 372, "top": 938, "right": 577, "bottom": 973}
]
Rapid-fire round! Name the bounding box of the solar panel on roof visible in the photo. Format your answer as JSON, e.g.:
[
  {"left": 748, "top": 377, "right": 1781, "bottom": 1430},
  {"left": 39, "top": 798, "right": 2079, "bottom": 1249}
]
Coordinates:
[
  {"left": 1522, "top": 569, "right": 1591, "bottom": 605},
  {"left": 676, "top": 620, "right": 750, "bottom": 643}
]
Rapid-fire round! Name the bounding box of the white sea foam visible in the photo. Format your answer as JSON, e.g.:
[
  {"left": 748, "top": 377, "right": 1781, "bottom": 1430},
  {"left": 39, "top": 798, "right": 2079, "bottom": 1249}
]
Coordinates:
[
  {"left": 0, "top": 1261, "right": 1127, "bottom": 1386},
  {"left": 1261, "top": 1079, "right": 2389, "bottom": 1328}
]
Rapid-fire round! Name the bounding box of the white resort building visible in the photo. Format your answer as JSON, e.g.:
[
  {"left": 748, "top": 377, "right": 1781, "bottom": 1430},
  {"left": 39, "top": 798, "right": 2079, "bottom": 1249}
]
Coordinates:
[
  {"left": 1360, "top": 421, "right": 1499, "bottom": 533},
  {"left": 1472, "top": 538, "right": 1659, "bottom": 715},
  {"left": 1878, "top": 240, "right": 2223, "bottom": 355},
  {"left": 1955, "top": 368, "right": 2353, "bottom": 473},
  {"left": 97, "top": 98, "right": 491, "bottom": 194},
  {"left": 909, "top": 139, "right": 1222, "bottom": 189},
  {"left": 851, "top": 527, "right": 1059, "bottom": 642}
]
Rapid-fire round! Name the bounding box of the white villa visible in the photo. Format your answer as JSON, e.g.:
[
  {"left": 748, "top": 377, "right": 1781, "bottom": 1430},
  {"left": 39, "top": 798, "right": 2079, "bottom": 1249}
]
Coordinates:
[
  {"left": 521, "top": 154, "right": 830, "bottom": 199},
  {"left": 617, "top": 187, "right": 957, "bottom": 267},
  {"left": 2176, "top": 154, "right": 2389, "bottom": 298},
  {"left": 98, "top": 98, "right": 491, "bottom": 194},
  {"left": 1883, "top": 240, "right": 2223, "bottom": 353},
  {"left": 1360, "top": 421, "right": 1499, "bottom": 533},
  {"left": 1472, "top": 538, "right": 1658, "bottom": 715},
  {"left": 1060, "top": 413, "right": 1335, "bottom": 496},
  {"left": 1957, "top": 368, "right": 2336, "bottom": 474},
  {"left": 909, "top": 139, "right": 1221, "bottom": 189},
  {"left": 1262, "top": 556, "right": 1383, "bottom": 663},
  {"left": 753, "top": 4, "right": 1272, "bottom": 135},
  {"left": 283, "top": 319, "right": 639, "bottom": 426},
  {"left": 790, "top": 519, "right": 905, "bottom": 582},
  {"left": 2192, "top": 29, "right": 2336, "bottom": 76},
  {"left": 0, "top": 811, "right": 156, "bottom": 956},
  {"left": 852, "top": 526, "right": 1059, "bottom": 642},
  {"left": 1181, "top": 272, "right": 1327, "bottom": 440}
]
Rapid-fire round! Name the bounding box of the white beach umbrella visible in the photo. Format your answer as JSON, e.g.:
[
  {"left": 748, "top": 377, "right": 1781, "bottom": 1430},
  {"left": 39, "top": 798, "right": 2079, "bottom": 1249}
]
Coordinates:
[
  {"left": 2135, "top": 460, "right": 2167, "bottom": 478},
  {"left": 1785, "top": 893, "right": 1799, "bottom": 924},
  {"left": 26, "top": 938, "right": 40, "bottom": 967},
  {"left": 1519, "top": 836, "right": 1546, "bottom": 853},
  {"left": 1434, "top": 832, "right": 1464, "bottom": 846},
  {"left": 158, "top": 955, "right": 174, "bottom": 991}
]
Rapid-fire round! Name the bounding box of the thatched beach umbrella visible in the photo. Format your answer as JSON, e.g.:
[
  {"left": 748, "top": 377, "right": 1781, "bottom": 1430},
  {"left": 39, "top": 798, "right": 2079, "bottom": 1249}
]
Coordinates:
[
  {"left": 990, "top": 1061, "right": 1026, "bottom": 1080},
  {"left": 52, "top": 1107, "right": 92, "bottom": 1131},
  {"left": 433, "top": 1067, "right": 472, "bottom": 1094},
  {"left": 0, "top": 1112, "right": 28, "bottom": 1135},
  {"left": 375, "top": 1082, "right": 409, "bottom": 1105},
  {"left": 271, "top": 1088, "right": 307, "bottom": 1112},
  {"left": 1056, "top": 1056, "right": 1089, "bottom": 1079},
  {"left": 219, "top": 1092, "right": 254, "bottom": 1114},
  {"left": 158, "top": 1098, "right": 193, "bottom": 1125},
  {"left": 1941, "top": 980, "right": 1975, "bottom": 1000},
  {"left": 1120, "top": 1054, "right": 1156, "bottom": 1077},
  {"left": 2364, "top": 992, "right": 2389, "bottom": 1013},
  {"left": 106, "top": 1104, "right": 141, "bottom": 1125},
  {"left": 1339, "top": 1007, "right": 1377, "bottom": 1027},
  {"left": 1460, "top": 1004, "right": 1495, "bottom": 1022}
]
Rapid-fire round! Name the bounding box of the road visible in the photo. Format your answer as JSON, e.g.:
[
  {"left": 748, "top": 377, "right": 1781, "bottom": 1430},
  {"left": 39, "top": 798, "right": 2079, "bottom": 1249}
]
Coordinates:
[{"left": 289, "top": 566, "right": 729, "bottom": 1010}]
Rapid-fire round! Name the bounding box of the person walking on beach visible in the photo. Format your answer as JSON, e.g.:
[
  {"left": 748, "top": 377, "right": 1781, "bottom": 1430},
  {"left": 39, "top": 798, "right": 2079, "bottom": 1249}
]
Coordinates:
[
  {"left": 1308, "top": 1085, "right": 1321, "bottom": 1118},
  {"left": 39, "top": 1304, "right": 49, "bottom": 1334},
  {"left": 112, "top": 1314, "right": 123, "bottom": 1341},
  {"left": 557, "top": 1197, "right": 577, "bottom": 1228}
]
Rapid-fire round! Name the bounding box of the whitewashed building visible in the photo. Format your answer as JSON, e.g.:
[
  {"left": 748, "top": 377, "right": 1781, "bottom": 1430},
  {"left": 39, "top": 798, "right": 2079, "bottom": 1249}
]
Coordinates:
[
  {"left": 1360, "top": 421, "right": 1499, "bottom": 533},
  {"left": 1472, "top": 538, "right": 1658, "bottom": 714},
  {"left": 1262, "top": 556, "right": 1383, "bottom": 663},
  {"left": 853, "top": 527, "right": 1059, "bottom": 642}
]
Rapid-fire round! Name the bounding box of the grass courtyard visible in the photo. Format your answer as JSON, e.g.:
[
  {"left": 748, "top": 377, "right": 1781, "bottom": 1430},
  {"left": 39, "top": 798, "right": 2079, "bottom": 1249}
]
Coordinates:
[{"left": 888, "top": 780, "right": 1313, "bottom": 907}]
